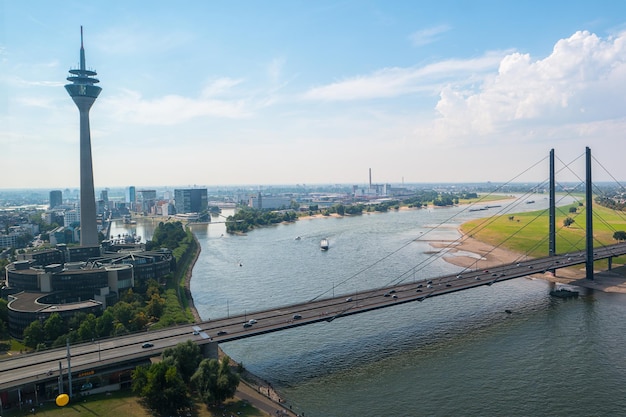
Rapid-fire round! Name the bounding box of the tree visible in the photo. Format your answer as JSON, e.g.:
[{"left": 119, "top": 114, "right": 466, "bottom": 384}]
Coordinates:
[
  {"left": 613, "top": 231, "right": 626, "bottom": 242},
  {"left": 23, "top": 320, "right": 46, "bottom": 348},
  {"left": 77, "top": 314, "right": 97, "bottom": 341},
  {"left": 163, "top": 340, "right": 202, "bottom": 383},
  {"left": 563, "top": 217, "right": 575, "bottom": 227},
  {"left": 0, "top": 298, "right": 7, "bottom": 324},
  {"left": 44, "top": 313, "right": 65, "bottom": 342},
  {"left": 569, "top": 206, "right": 577, "bottom": 213},
  {"left": 145, "top": 293, "right": 166, "bottom": 319},
  {"left": 132, "top": 360, "right": 189, "bottom": 416},
  {"left": 95, "top": 309, "right": 115, "bottom": 337},
  {"left": 191, "top": 355, "right": 240, "bottom": 406}
]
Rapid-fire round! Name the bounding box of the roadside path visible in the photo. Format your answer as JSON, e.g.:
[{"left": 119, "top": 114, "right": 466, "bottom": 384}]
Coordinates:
[{"left": 236, "top": 381, "right": 298, "bottom": 417}]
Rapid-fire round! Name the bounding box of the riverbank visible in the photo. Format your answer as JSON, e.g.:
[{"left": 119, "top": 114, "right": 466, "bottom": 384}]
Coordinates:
[
  {"left": 185, "top": 234, "right": 297, "bottom": 417},
  {"left": 184, "top": 206, "right": 626, "bottom": 415},
  {"left": 431, "top": 233, "right": 626, "bottom": 293}
]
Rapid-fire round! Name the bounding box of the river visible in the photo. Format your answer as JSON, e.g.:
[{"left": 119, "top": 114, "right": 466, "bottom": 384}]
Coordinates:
[{"left": 112, "top": 195, "right": 626, "bottom": 416}]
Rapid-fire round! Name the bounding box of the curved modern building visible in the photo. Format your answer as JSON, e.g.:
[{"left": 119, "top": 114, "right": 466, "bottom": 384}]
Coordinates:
[{"left": 5, "top": 260, "right": 134, "bottom": 338}]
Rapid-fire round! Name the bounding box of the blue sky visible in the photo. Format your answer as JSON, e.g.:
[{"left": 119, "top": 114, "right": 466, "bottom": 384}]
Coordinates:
[{"left": 2, "top": 1, "right": 626, "bottom": 189}]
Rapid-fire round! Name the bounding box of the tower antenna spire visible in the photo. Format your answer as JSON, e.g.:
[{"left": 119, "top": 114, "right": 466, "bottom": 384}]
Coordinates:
[{"left": 79, "top": 26, "right": 86, "bottom": 71}]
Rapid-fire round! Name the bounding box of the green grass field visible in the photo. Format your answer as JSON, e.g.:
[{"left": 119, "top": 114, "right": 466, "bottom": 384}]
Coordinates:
[
  {"left": 3, "top": 390, "right": 266, "bottom": 417},
  {"left": 460, "top": 201, "right": 626, "bottom": 266}
]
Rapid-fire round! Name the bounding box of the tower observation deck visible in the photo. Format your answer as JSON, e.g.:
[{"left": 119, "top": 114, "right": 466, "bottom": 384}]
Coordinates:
[{"left": 65, "top": 26, "right": 101, "bottom": 247}]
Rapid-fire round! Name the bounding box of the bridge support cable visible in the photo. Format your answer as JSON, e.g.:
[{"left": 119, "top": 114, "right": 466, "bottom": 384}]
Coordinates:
[
  {"left": 549, "top": 149, "right": 556, "bottom": 259},
  {"left": 310, "top": 159, "right": 552, "bottom": 301},
  {"left": 586, "top": 146, "right": 594, "bottom": 280}
]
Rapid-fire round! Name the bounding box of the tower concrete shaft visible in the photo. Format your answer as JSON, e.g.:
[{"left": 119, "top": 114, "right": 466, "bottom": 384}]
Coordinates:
[{"left": 65, "top": 27, "right": 101, "bottom": 246}]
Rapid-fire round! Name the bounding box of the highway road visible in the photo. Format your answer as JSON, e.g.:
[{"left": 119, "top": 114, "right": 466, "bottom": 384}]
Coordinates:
[{"left": 2, "top": 242, "right": 626, "bottom": 391}]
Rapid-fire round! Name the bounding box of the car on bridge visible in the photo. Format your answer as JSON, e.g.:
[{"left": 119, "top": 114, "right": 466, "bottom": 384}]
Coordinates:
[{"left": 141, "top": 342, "right": 154, "bottom": 348}]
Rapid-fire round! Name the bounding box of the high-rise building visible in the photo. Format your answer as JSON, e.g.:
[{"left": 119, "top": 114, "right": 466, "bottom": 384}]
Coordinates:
[
  {"left": 65, "top": 26, "right": 101, "bottom": 247},
  {"left": 137, "top": 189, "right": 157, "bottom": 214},
  {"left": 127, "top": 186, "right": 136, "bottom": 204},
  {"left": 100, "top": 189, "right": 109, "bottom": 204},
  {"left": 174, "top": 189, "right": 208, "bottom": 214},
  {"left": 49, "top": 190, "right": 62, "bottom": 209}
]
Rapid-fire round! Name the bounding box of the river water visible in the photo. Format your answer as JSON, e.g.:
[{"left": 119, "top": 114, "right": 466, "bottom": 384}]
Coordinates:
[{"left": 112, "top": 196, "right": 626, "bottom": 416}]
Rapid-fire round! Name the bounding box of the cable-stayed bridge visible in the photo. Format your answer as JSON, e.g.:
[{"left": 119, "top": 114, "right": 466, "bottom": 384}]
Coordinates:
[{"left": 2, "top": 147, "right": 626, "bottom": 399}]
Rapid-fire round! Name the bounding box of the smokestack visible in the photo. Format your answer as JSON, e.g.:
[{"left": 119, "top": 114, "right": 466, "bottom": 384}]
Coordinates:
[{"left": 369, "top": 168, "right": 372, "bottom": 188}]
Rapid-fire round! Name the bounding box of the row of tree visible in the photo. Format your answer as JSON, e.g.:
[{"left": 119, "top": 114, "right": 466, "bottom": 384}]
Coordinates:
[
  {"left": 596, "top": 195, "right": 626, "bottom": 212},
  {"left": 21, "top": 221, "right": 195, "bottom": 350},
  {"left": 22, "top": 280, "right": 166, "bottom": 349},
  {"left": 224, "top": 190, "right": 483, "bottom": 234},
  {"left": 225, "top": 207, "right": 297, "bottom": 233},
  {"left": 131, "top": 340, "right": 239, "bottom": 416}
]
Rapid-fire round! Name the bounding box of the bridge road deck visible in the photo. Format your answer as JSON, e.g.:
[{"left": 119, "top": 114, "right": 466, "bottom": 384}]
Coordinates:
[{"left": 2, "top": 242, "right": 626, "bottom": 391}]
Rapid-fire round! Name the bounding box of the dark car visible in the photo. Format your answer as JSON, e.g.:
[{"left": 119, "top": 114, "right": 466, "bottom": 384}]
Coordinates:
[
  {"left": 217, "top": 330, "right": 228, "bottom": 336},
  {"left": 243, "top": 322, "right": 252, "bottom": 328},
  {"left": 141, "top": 342, "right": 154, "bottom": 348},
  {"left": 293, "top": 314, "right": 302, "bottom": 320}
]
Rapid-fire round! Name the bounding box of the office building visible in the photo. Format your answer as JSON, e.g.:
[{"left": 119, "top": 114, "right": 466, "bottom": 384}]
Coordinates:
[
  {"left": 174, "top": 188, "right": 208, "bottom": 214},
  {"left": 127, "top": 186, "right": 136, "bottom": 210},
  {"left": 49, "top": 190, "right": 62, "bottom": 209}
]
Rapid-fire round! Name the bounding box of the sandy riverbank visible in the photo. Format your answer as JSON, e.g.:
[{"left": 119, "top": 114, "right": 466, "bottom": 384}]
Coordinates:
[{"left": 430, "top": 233, "right": 626, "bottom": 293}]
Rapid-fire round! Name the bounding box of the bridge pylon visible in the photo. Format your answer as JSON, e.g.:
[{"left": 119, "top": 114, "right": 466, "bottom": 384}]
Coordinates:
[
  {"left": 585, "top": 146, "right": 594, "bottom": 280},
  {"left": 548, "top": 149, "right": 556, "bottom": 274}
]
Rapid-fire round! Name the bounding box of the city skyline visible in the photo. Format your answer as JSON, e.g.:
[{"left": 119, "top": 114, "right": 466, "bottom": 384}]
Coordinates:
[{"left": 3, "top": 1, "right": 626, "bottom": 188}]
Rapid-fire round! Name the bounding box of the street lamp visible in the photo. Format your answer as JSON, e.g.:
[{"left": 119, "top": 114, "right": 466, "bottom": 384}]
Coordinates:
[{"left": 66, "top": 338, "right": 73, "bottom": 398}]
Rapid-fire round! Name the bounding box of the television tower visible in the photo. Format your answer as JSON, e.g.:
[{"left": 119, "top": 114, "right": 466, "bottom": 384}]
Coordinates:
[{"left": 65, "top": 26, "right": 101, "bottom": 246}]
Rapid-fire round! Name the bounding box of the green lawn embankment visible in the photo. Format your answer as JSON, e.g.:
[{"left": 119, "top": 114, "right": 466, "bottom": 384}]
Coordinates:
[{"left": 460, "top": 202, "right": 626, "bottom": 268}]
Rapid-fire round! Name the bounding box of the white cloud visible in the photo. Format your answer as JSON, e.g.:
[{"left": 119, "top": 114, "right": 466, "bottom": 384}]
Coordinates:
[
  {"left": 102, "top": 88, "right": 252, "bottom": 125},
  {"left": 200, "top": 77, "right": 245, "bottom": 98},
  {"left": 409, "top": 25, "right": 451, "bottom": 47},
  {"left": 302, "top": 52, "right": 505, "bottom": 101},
  {"left": 417, "top": 30, "right": 626, "bottom": 146}
]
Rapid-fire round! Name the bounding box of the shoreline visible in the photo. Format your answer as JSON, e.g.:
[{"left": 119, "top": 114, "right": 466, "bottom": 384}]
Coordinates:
[
  {"left": 183, "top": 210, "right": 626, "bottom": 414},
  {"left": 430, "top": 232, "right": 626, "bottom": 293},
  {"left": 185, "top": 231, "right": 296, "bottom": 416}
]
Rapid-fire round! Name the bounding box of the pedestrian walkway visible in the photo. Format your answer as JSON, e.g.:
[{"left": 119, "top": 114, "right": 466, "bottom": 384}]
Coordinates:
[{"left": 236, "top": 381, "right": 299, "bottom": 416}]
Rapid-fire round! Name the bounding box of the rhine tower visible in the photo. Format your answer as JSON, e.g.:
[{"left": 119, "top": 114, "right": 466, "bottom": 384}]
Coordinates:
[{"left": 65, "top": 26, "right": 101, "bottom": 247}]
